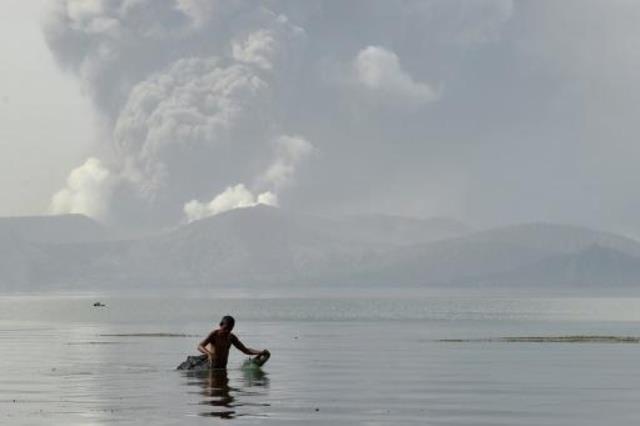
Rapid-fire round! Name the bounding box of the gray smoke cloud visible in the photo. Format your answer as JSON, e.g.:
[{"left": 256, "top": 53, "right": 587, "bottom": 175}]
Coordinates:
[
  {"left": 43, "top": 0, "right": 514, "bottom": 228},
  {"left": 45, "top": 0, "right": 310, "bottom": 226},
  {"left": 352, "top": 46, "right": 440, "bottom": 104}
]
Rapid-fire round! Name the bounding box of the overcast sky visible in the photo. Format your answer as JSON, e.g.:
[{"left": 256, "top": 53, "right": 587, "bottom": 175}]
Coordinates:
[{"left": 2, "top": 0, "right": 640, "bottom": 237}]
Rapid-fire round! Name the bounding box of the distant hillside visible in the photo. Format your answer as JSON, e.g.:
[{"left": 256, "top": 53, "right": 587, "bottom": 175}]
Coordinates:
[
  {"left": 362, "top": 222, "right": 640, "bottom": 286},
  {"left": 137, "top": 208, "right": 471, "bottom": 286},
  {"left": 486, "top": 244, "right": 640, "bottom": 288},
  {"left": 0, "top": 214, "right": 108, "bottom": 244},
  {"left": 2, "top": 207, "right": 640, "bottom": 292},
  {"left": 36, "top": 206, "right": 433, "bottom": 289},
  {"left": 458, "top": 222, "right": 640, "bottom": 257},
  {"left": 334, "top": 214, "right": 471, "bottom": 245},
  {"left": 0, "top": 228, "right": 45, "bottom": 291}
]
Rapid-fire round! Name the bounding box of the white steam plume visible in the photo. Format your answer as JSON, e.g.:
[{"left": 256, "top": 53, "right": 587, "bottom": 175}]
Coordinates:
[
  {"left": 183, "top": 134, "right": 312, "bottom": 222},
  {"left": 184, "top": 184, "right": 277, "bottom": 222},
  {"left": 49, "top": 157, "right": 117, "bottom": 221}
]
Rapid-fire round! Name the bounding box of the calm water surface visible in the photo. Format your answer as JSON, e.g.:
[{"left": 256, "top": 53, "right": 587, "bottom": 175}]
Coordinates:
[{"left": 1, "top": 296, "right": 640, "bottom": 425}]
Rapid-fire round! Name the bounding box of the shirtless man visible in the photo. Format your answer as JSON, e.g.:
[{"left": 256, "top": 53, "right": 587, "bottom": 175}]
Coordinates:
[{"left": 197, "top": 315, "right": 270, "bottom": 369}]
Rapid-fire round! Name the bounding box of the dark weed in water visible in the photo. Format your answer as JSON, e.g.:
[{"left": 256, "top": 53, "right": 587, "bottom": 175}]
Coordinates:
[{"left": 439, "top": 336, "right": 640, "bottom": 343}]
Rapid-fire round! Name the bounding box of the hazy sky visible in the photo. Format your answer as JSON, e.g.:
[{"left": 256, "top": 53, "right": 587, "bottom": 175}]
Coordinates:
[
  {"left": 0, "top": 0, "right": 94, "bottom": 216},
  {"left": 2, "top": 1, "right": 640, "bottom": 237}
]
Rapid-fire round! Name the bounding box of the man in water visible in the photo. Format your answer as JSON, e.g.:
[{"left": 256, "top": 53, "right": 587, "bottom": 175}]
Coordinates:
[{"left": 197, "top": 315, "right": 270, "bottom": 369}]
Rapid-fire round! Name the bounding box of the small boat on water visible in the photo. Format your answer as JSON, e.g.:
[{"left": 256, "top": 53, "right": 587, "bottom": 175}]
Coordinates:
[{"left": 92, "top": 302, "right": 107, "bottom": 307}]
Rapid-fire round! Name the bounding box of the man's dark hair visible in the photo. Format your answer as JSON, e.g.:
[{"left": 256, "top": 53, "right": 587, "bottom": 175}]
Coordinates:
[{"left": 220, "top": 315, "right": 235, "bottom": 328}]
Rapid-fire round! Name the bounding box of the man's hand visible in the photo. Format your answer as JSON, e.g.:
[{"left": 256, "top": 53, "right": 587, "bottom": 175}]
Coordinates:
[
  {"left": 197, "top": 343, "right": 215, "bottom": 366},
  {"left": 252, "top": 349, "right": 271, "bottom": 367}
]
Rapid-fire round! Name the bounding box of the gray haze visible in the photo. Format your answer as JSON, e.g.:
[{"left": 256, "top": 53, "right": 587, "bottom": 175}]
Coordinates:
[{"left": 2, "top": 1, "right": 640, "bottom": 237}]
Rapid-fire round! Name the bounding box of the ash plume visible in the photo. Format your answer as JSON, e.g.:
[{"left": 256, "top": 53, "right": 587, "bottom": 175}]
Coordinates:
[{"left": 43, "top": 0, "right": 513, "bottom": 227}]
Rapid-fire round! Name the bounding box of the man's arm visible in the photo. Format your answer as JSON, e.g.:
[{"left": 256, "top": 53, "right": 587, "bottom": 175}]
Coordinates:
[
  {"left": 197, "top": 331, "right": 216, "bottom": 358},
  {"left": 231, "top": 334, "right": 264, "bottom": 356}
]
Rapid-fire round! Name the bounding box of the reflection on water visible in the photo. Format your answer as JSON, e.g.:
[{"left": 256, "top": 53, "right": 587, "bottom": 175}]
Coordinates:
[
  {"left": 182, "top": 367, "right": 270, "bottom": 419},
  {"left": 4, "top": 296, "right": 640, "bottom": 425}
]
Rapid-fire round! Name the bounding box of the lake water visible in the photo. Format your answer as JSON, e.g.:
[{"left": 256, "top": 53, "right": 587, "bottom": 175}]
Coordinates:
[{"left": 2, "top": 295, "right": 640, "bottom": 425}]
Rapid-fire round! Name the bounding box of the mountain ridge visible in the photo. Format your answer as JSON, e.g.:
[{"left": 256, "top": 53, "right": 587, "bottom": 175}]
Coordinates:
[{"left": 2, "top": 206, "right": 640, "bottom": 291}]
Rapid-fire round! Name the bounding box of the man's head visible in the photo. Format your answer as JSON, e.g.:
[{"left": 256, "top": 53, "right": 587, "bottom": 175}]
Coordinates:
[{"left": 219, "top": 315, "right": 235, "bottom": 332}]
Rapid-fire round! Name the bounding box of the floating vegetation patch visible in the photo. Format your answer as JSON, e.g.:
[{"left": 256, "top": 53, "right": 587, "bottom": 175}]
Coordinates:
[
  {"left": 439, "top": 336, "right": 640, "bottom": 343},
  {"left": 99, "top": 333, "right": 198, "bottom": 338}
]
